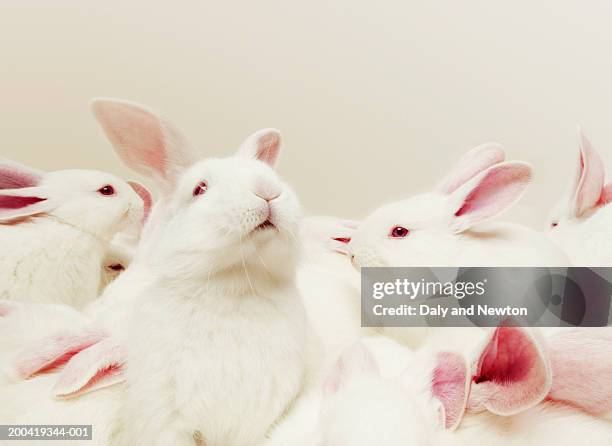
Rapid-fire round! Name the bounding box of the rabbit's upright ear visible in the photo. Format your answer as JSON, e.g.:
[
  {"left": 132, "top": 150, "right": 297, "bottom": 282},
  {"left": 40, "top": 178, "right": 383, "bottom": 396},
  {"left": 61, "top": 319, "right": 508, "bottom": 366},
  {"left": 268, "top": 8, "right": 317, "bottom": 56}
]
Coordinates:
[
  {"left": 447, "top": 162, "right": 532, "bottom": 233},
  {"left": 237, "top": 128, "right": 282, "bottom": 168},
  {"left": 468, "top": 327, "right": 552, "bottom": 416},
  {"left": 427, "top": 352, "right": 470, "bottom": 430},
  {"left": 571, "top": 128, "right": 606, "bottom": 217},
  {"left": 436, "top": 143, "right": 506, "bottom": 195},
  {"left": 127, "top": 180, "right": 153, "bottom": 224},
  {"left": 323, "top": 342, "right": 379, "bottom": 396},
  {"left": 91, "top": 98, "right": 198, "bottom": 195}
]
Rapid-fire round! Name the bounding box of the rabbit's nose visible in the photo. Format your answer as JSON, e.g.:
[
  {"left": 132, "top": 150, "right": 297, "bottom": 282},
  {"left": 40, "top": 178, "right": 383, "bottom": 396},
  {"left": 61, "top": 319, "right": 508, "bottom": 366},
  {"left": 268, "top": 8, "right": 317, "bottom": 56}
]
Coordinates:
[
  {"left": 253, "top": 182, "right": 281, "bottom": 202},
  {"left": 255, "top": 191, "right": 280, "bottom": 202}
]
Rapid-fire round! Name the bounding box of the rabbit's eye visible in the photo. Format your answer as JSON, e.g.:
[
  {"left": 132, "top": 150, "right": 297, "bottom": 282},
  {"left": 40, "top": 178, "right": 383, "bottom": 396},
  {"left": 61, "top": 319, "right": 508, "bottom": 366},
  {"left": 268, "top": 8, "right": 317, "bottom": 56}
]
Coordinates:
[
  {"left": 97, "top": 185, "right": 115, "bottom": 196},
  {"left": 390, "top": 226, "right": 409, "bottom": 238},
  {"left": 193, "top": 181, "right": 208, "bottom": 197},
  {"left": 550, "top": 221, "right": 559, "bottom": 228}
]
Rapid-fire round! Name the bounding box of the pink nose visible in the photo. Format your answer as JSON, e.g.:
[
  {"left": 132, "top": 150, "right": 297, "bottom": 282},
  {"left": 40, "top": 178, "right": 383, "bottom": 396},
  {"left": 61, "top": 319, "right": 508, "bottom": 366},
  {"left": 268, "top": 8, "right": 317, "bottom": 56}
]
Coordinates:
[
  {"left": 255, "top": 192, "right": 280, "bottom": 202},
  {"left": 253, "top": 179, "right": 281, "bottom": 202}
]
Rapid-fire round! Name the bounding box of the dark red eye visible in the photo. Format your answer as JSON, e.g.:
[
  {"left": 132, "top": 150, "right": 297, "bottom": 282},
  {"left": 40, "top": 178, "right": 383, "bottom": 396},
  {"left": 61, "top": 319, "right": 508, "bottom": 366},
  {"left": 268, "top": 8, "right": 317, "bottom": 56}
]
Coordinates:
[
  {"left": 97, "top": 185, "right": 115, "bottom": 196},
  {"left": 193, "top": 181, "right": 208, "bottom": 197},
  {"left": 550, "top": 221, "right": 559, "bottom": 228},
  {"left": 390, "top": 226, "right": 409, "bottom": 238}
]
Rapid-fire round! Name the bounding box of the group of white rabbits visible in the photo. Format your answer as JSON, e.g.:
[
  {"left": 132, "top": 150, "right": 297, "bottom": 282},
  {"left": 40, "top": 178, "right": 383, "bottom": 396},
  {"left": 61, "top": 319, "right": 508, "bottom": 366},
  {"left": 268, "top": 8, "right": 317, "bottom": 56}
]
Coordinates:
[{"left": 0, "top": 98, "right": 611, "bottom": 446}]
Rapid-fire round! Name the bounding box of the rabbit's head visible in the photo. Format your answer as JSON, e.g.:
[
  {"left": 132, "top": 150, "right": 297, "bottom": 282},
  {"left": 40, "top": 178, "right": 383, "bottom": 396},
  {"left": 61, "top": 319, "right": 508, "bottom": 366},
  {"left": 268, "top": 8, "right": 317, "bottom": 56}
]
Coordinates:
[
  {"left": 348, "top": 144, "right": 532, "bottom": 267},
  {"left": 92, "top": 98, "right": 301, "bottom": 282},
  {"left": 0, "top": 159, "right": 151, "bottom": 240},
  {"left": 548, "top": 128, "right": 612, "bottom": 232}
]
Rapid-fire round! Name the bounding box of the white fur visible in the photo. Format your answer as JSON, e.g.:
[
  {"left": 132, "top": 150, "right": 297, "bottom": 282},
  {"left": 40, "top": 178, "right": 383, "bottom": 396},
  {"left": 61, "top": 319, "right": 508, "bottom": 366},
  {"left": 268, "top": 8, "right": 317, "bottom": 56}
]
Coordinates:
[
  {"left": 267, "top": 337, "right": 612, "bottom": 446},
  {"left": 349, "top": 192, "right": 569, "bottom": 269},
  {"left": 0, "top": 168, "right": 145, "bottom": 309},
  {"left": 0, "top": 300, "right": 91, "bottom": 385},
  {"left": 114, "top": 155, "right": 307, "bottom": 446},
  {"left": 81, "top": 100, "right": 310, "bottom": 446},
  {"left": 0, "top": 374, "right": 123, "bottom": 446}
]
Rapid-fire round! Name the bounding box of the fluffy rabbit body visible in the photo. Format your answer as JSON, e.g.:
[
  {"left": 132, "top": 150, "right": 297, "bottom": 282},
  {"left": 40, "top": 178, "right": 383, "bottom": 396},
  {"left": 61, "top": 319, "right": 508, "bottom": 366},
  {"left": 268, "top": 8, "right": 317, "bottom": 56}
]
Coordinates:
[
  {"left": 0, "top": 162, "right": 149, "bottom": 308},
  {"left": 76, "top": 99, "right": 309, "bottom": 446},
  {"left": 266, "top": 332, "right": 612, "bottom": 446}
]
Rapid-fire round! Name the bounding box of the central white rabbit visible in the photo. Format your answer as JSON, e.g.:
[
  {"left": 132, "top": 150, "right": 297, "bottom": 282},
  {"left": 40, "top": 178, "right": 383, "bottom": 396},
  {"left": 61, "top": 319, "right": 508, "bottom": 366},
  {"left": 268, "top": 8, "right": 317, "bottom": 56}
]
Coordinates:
[
  {"left": 0, "top": 159, "right": 150, "bottom": 309},
  {"left": 81, "top": 99, "right": 309, "bottom": 446}
]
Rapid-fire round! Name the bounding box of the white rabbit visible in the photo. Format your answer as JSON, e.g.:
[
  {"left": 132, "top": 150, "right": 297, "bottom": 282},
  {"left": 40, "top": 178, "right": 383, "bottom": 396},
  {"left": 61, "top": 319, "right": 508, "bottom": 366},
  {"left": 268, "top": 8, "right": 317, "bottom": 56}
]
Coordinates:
[
  {"left": 322, "top": 144, "right": 567, "bottom": 350},
  {"left": 348, "top": 146, "right": 569, "bottom": 269},
  {"left": 57, "top": 98, "right": 309, "bottom": 446},
  {"left": 548, "top": 128, "right": 612, "bottom": 265},
  {"left": 278, "top": 328, "right": 612, "bottom": 446},
  {"left": 0, "top": 158, "right": 152, "bottom": 309}
]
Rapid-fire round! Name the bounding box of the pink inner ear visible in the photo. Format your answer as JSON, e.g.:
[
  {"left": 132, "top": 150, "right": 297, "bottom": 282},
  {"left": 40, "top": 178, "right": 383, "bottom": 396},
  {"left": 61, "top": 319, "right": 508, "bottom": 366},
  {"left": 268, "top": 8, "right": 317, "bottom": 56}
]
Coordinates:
[
  {"left": 238, "top": 129, "right": 282, "bottom": 168},
  {"left": 574, "top": 130, "right": 605, "bottom": 216},
  {"left": 432, "top": 352, "right": 469, "bottom": 430},
  {"left": 333, "top": 237, "right": 351, "bottom": 244},
  {"left": 14, "top": 330, "right": 105, "bottom": 379},
  {"left": 53, "top": 338, "right": 126, "bottom": 398},
  {"left": 600, "top": 183, "right": 612, "bottom": 205},
  {"left": 0, "top": 165, "right": 41, "bottom": 190},
  {"left": 127, "top": 180, "right": 153, "bottom": 224},
  {"left": 472, "top": 327, "right": 551, "bottom": 416},
  {"left": 256, "top": 132, "right": 281, "bottom": 166},
  {"left": 455, "top": 164, "right": 530, "bottom": 218},
  {"left": 0, "top": 195, "right": 46, "bottom": 209}
]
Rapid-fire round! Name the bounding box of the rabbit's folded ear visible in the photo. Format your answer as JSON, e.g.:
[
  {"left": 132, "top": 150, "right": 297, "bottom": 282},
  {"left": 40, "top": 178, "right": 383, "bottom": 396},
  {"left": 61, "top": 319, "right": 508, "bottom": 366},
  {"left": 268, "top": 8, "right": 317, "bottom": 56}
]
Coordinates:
[
  {"left": 12, "top": 329, "right": 106, "bottom": 379},
  {"left": 53, "top": 337, "right": 126, "bottom": 398},
  {"left": 237, "top": 128, "right": 282, "bottom": 168},
  {"left": 0, "top": 187, "right": 55, "bottom": 222},
  {"left": 468, "top": 327, "right": 552, "bottom": 416},
  {"left": 91, "top": 98, "right": 198, "bottom": 194},
  {"left": 127, "top": 180, "right": 153, "bottom": 224},
  {"left": 0, "top": 158, "right": 44, "bottom": 190},
  {"left": 448, "top": 162, "right": 532, "bottom": 233},
  {"left": 428, "top": 351, "right": 470, "bottom": 430},
  {"left": 571, "top": 128, "right": 606, "bottom": 217},
  {"left": 436, "top": 143, "right": 506, "bottom": 195},
  {"left": 323, "top": 342, "right": 379, "bottom": 396}
]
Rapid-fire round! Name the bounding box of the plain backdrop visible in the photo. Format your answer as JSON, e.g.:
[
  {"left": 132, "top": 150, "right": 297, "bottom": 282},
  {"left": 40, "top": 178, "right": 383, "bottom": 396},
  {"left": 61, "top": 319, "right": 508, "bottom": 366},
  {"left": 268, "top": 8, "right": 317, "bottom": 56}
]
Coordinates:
[{"left": 2, "top": 0, "right": 612, "bottom": 228}]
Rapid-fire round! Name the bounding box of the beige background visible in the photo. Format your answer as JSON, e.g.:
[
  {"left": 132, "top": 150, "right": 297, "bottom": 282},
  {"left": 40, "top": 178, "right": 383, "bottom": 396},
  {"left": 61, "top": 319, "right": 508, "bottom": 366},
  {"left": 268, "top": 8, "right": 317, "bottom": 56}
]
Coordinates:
[{"left": 2, "top": 1, "right": 612, "bottom": 228}]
